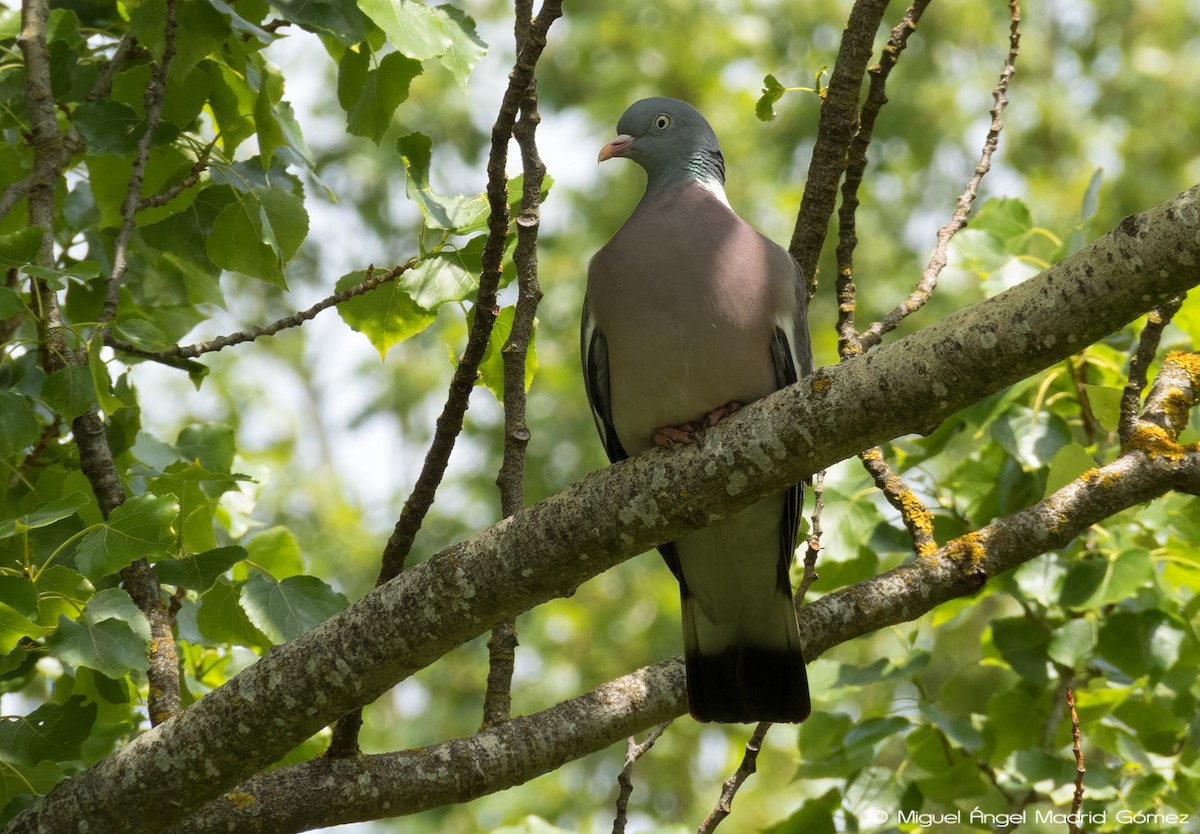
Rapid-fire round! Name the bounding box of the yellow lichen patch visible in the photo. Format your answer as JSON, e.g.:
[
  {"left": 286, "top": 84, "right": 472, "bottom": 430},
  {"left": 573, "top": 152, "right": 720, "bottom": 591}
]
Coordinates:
[
  {"left": 153, "top": 710, "right": 173, "bottom": 724},
  {"left": 1164, "top": 350, "right": 1200, "bottom": 393},
  {"left": 1078, "top": 466, "right": 1120, "bottom": 489},
  {"left": 1159, "top": 387, "right": 1193, "bottom": 432},
  {"left": 1125, "top": 422, "right": 1187, "bottom": 461},
  {"left": 811, "top": 374, "right": 833, "bottom": 395},
  {"left": 943, "top": 531, "right": 987, "bottom": 570},
  {"left": 226, "top": 791, "right": 256, "bottom": 810}
]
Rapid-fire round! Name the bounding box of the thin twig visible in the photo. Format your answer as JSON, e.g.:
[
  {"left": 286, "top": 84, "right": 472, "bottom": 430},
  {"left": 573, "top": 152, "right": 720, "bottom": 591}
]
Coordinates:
[
  {"left": 1065, "top": 355, "right": 1098, "bottom": 446},
  {"left": 789, "top": 0, "right": 892, "bottom": 299},
  {"left": 87, "top": 33, "right": 138, "bottom": 101},
  {"left": 108, "top": 263, "right": 414, "bottom": 361},
  {"left": 698, "top": 721, "right": 772, "bottom": 833},
  {"left": 834, "top": 0, "right": 931, "bottom": 357},
  {"left": 798, "top": 470, "right": 825, "bottom": 600},
  {"left": 860, "top": 447, "right": 938, "bottom": 558},
  {"left": 138, "top": 155, "right": 208, "bottom": 211},
  {"left": 611, "top": 722, "right": 670, "bottom": 834},
  {"left": 1066, "top": 687, "right": 1085, "bottom": 834},
  {"left": 858, "top": 0, "right": 1023, "bottom": 351},
  {"left": 0, "top": 176, "right": 33, "bottom": 227},
  {"left": 483, "top": 1, "right": 548, "bottom": 727},
  {"left": 1118, "top": 295, "right": 1185, "bottom": 445},
  {"left": 99, "top": 0, "right": 177, "bottom": 325}
]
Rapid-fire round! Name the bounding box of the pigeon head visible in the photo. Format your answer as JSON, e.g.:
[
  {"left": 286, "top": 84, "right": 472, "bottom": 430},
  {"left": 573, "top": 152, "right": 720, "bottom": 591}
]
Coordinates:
[{"left": 598, "top": 97, "right": 726, "bottom": 189}]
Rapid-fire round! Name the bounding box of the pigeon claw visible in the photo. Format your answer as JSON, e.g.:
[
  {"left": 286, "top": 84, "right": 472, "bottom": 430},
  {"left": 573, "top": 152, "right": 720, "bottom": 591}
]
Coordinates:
[
  {"left": 653, "top": 424, "right": 700, "bottom": 448},
  {"left": 705, "top": 401, "right": 744, "bottom": 427}
]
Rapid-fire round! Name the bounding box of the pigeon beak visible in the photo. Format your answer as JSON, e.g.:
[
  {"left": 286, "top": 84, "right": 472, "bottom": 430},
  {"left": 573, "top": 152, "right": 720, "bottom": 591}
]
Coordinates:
[{"left": 598, "top": 134, "right": 634, "bottom": 163}]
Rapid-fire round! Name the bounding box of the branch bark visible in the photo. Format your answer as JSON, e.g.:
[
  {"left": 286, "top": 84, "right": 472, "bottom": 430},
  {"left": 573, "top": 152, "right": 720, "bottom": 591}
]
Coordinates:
[
  {"left": 167, "top": 441, "right": 1199, "bottom": 834},
  {"left": 6, "top": 184, "right": 1200, "bottom": 834}
]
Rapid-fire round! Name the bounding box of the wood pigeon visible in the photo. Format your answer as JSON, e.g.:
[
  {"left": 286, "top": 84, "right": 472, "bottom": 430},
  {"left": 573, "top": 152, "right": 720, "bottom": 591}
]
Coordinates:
[{"left": 582, "top": 98, "right": 812, "bottom": 723}]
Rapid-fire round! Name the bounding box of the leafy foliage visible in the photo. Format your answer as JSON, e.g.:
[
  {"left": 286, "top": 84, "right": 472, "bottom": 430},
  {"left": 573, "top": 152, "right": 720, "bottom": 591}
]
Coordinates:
[{"left": 1, "top": 0, "right": 1198, "bottom": 832}]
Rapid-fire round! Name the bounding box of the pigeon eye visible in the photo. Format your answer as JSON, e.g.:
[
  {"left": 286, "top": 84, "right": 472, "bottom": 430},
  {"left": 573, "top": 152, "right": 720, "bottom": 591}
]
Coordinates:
[{"left": 654, "top": 114, "right": 671, "bottom": 130}]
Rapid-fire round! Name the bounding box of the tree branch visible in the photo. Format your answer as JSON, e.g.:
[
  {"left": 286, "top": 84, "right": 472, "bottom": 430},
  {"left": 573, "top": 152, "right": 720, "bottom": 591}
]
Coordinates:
[
  {"left": 107, "top": 263, "right": 414, "bottom": 362},
  {"left": 167, "top": 442, "right": 1200, "bottom": 834},
  {"left": 789, "top": 0, "right": 892, "bottom": 294},
  {"left": 858, "top": 0, "right": 1023, "bottom": 351},
  {"left": 484, "top": 0, "right": 548, "bottom": 728},
  {"left": 1118, "top": 295, "right": 1185, "bottom": 444},
  {"left": 698, "top": 722, "right": 771, "bottom": 833},
  {"left": 7, "top": 185, "right": 1199, "bottom": 834},
  {"left": 98, "top": 0, "right": 176, "bottom": 325},
  {"left": 611, "top": 722, "right": 670, "bottom": 834}
]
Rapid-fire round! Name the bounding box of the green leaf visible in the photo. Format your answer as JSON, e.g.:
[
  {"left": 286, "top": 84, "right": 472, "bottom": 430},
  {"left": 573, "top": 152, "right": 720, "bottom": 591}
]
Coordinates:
[
  {"left": 972, "top": 198, "right": 1035, "bottom": 254},
  {"left": 0, "top": 227, "right": 44, "bottom": 268},
  {"left": 87, "top": 335, "right": 125, "bottom": 415},
  {"left": 395, "top": 132, "right": 488, "bottom": 232},
  {"left": 206, "top": 60, "right": 257, "bottom": 157},
  {"left": 239, "top": 573, "right": 348, "bottom": 643},
  {"left": 84, "top": 588, "right": 152, "bottom": 641},
  {"left": 762, "top": 792, "right": 838, "bottom": 834},
  {"left": 991, "top": 407, "right": 1071, "bottom": 470},
  {"left": 49, "top": 617, "right": 148, "bottom": 678},
  {"left": 0, "top": 493, "right": 89, "bottom": 539},
  {"left": 0, "top": 604, "right": 51, "bottom": 654},
  {"left": 344, "top": 50, "right": 423, "bottom": 142},
  {"left": 1047, "top": 617, "right": 1094, "bottom": 668},
  {"left": 244, "top": 526, "right": 304, "bottom": 578},
  {"left": 0, "top": 286, "right": 23, "bottom": 317},
  {"left": 1097, "top": 609, "right": 1180, "bottom": 680},
  {"left": 475, "top": 305, "right": 538, "bottom": 402},
  {"left": 334, "top": 268, "right": 436, "bottom": 356},
  {"left": 154, "top": 546, "right": 248, "bottom": 592},
  {"left": 269, "top": 0, "right": 373, "bottom": 44},
  {"left": 359, "top": 0, "right": 450, "bottom": 60},
  {"left": 208, "top": 0, "right": 276, "bottom": 44},
  {"left": 756, "top": 73, "right": 785, "bottom": 121},
  {"left": 433, "top": 5, "right": 486, "bottom": 92},
  {"left": 206, "top": 186, "right": 308, "bottom": 287},
  {"left": 0, "top": 760, "right": 61, "bottom": 812},
  {"left": 47, "top": 589, "right": 152, "bottom": 677},
  {"left": 0, "top": 696, "right": 97, "bottom": 767},
  {"left": 404, "top": 248, "right": 478, "bottom": 309},
  {"left": 176, "top": 424, "right": 236, "bottom": 474},
  {"left": 169, "top": 0, "right": 231, "bottom": 78},
  {"left": 0, "top": 391, "right": 40, "bottom": 459},
  {"left": 1060, "top": 548, "right": 1154, "bottom": 610},
  {"left": 989, "top": 617, "right": 1050, "bottom": 685},
  {"left": 33, "top": 567, "right": 93, "bottom": 627},
  {"left": 40, "top": 365, "right": 97, "bottom": 420},
  {"left": 1082, "top": 384, "right": 1122, "bottom": 432},
  {"left": 73, "top": 100, "right": 145, "bottom": 155},
  {"left": 0, "top": 578, "right": 37, "bottom": 618},
  {"left": 1043, "top": 442, "right": 1096, "bottom": 497},
  {"left": 253, "top": 68, "right": 287, "bottom": 169},
  {"left": 196, "top": 578, "right": 271, "bottom": 650},
  {"left": 75, "top": 494, "right": 179, "bottom": 581}
]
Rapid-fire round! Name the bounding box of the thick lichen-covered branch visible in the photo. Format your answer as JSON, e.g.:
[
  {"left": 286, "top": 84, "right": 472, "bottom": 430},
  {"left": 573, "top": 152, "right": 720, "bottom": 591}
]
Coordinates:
[
  {"left": 169, "top": 442, "right": 1199, "bottom": 834},
  {"left": 6, "top": 185, "right": 1199, "bottom": 834}
]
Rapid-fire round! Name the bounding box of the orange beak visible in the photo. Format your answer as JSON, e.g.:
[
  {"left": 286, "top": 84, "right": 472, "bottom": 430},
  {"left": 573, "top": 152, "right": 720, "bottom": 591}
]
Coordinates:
[{"left": 598, "top": 134, "right": 634, "bottom": 163}]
